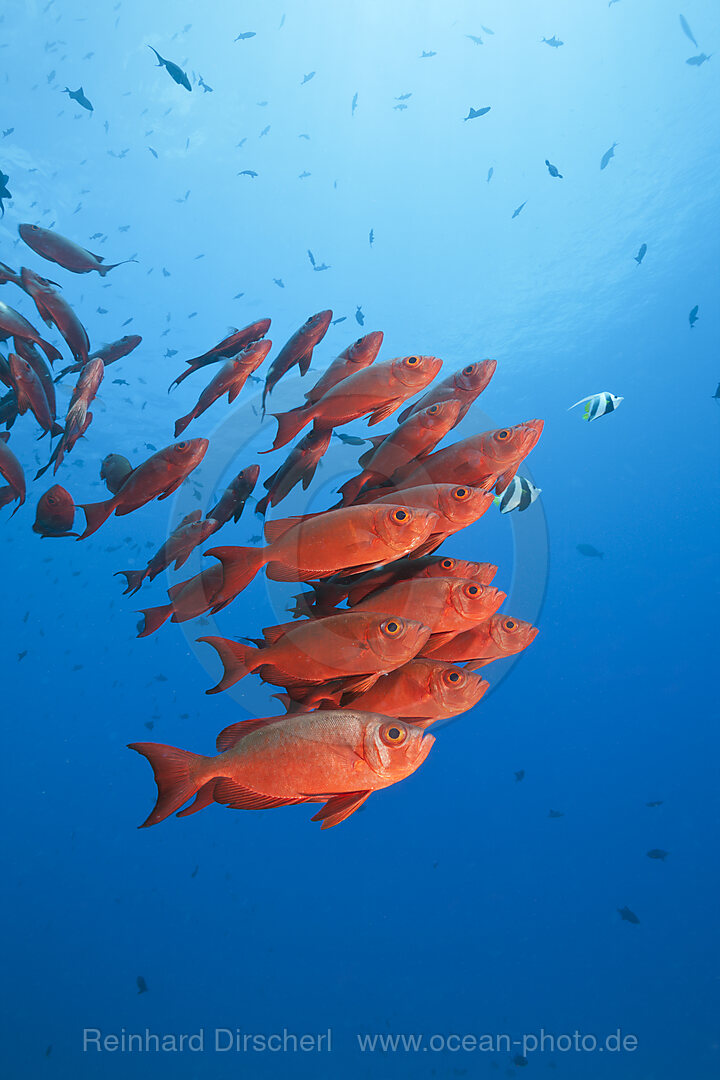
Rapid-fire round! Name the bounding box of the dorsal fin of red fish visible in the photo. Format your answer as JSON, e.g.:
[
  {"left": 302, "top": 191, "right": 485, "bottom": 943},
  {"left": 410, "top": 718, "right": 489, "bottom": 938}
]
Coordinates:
[
  {"left": 213, "top": 778, "right": 305, "bottom": 810},
  {"left": 215, "top": 716, "right": 287, "bottom": 751},
  {"left": 263, "top": 514, "right": 307, "bottom": 544},
  {"left": 179, "top": 509, "right": 202, "bottom": 528},
  {"left": 311, "top": 791, "right": 371, "bottom": 828}
]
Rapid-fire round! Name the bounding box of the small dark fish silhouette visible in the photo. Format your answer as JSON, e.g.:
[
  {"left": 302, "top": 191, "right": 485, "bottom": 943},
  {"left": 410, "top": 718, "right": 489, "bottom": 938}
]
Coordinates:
[
  {"left": 147, "top": 45, "right": 192, "bottom": 91},
  {"left": 634, "top": 243, "right": 647, "bottom": 265},
  {"left": 464, "top": 106, "right": 491, "bottom": 121},
  {"left": 0, "top": 170, "right": 11, "bottom": 216},
  {"left": 238, "top": 170, "right": 258, "bottom": 178},
  {"left": 686, "top": 53, "right": 712, "bottom": 66},
  {"left": 466, "top": 35, "right": 483, "bottom": 45},
  {"left": 234, "top": 31, "right": 256, "bottom": 41},
  {"left": 307, "top": 250, "right": 316, "bottom": 267},
  {"left": 198, "top": 76, "right": 213, "bottom": 93},
  {"left": 137, "top": 976, "right": 148, "bottom": 994},
  {"left": 577, "top": 543, "right": 603, "bottom": 558},
  {"left": 512, "top": 201, "right": 526, "bottom": 219},
  {"left": 369, "top": 229, "right": 374, "bottom": 246},
  {"left": 679, "top": 14, "right": 698, "bottom": 48},
  {"left": 112, "top": 378, "right": 129, "bottom": 386},
  {"left": 395, "top": 93, "right": 412, "bottom": 101},
  {"left": 299, "top": 170, "right": 310, "bottom": 178},
  {"left": 646, "top": 800, "right": 663, "bottom": 807},
  {"left": 148, "top": 147, "right": 158, "bottom": 158},
  {"left": 191, "top": 865, "right": 199, "bottom": 877},
  {"left": 273, "top": 278, "right": 284, "bottom": 288},
  {"left": 548, "top": 809, "right": 564, "bottom": 818},
  {"left": 542, "top": 36, "right": 563, "bottom": 48},
  {"left": 63, "top": 86, "right": 93, "bottom": 110},
  {"left": 486, "top": 167, "right": 493, "bottom": 182},
  {"left": 689, "top": 305, "right": 699, "bottom": 329},
  {"left": 712, "top": 383, "right": 720, "bottom": 401},
  {"left": 647, "top": 849, "right": 669, "bottom": 861},
  {"left": 2, "top": 128, "right": 14, "bottom": 137},
  {"left": 600, "top": 142, "right": 618, "bottom": 170},
  {"left": 394, "top": 104, "right": 407, "bottom": 111},
  {"left": 332, "top": 431, "right": 368, "bottom": 446},
  {"left": 514, "top": 770, "right": 525, "bottom": 782},
  {"left": 420, "top": 50, "right": 436, "bottom": 58},
  {"left": 545, "top": 159, "right": 563, "bottom": 178},
  {"left": 331, "top": 316, "right": 346, "bottom": 325},
  {"left": 260, "top": 125, "right": 270, "bottom": 137},
  {"left": 618, "top": 905, "right": 640, "bottom": 924},
  {"left": 351, "top": 92, "right": 358, "bottom": 115},
  {"left": 301, "top": 71, "right": 315, "bottom": 84},
  {"left": 512, "top": 1055, "right": 528, "bottom": 1067},
  {"left": 355, "top": 305, "right": 364, "bottom": 326}
]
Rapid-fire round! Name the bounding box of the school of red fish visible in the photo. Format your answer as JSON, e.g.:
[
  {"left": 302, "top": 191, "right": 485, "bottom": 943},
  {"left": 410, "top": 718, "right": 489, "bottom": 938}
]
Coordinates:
[{"left": 1, "top": 224, "right": 542, "bottom": 830}]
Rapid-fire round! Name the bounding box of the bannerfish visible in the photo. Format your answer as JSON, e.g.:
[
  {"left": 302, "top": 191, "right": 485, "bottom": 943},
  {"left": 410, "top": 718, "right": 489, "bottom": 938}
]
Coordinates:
[
  {"left": 568, "top": 391, "right": 623, "bottom": 421},
  {"left": 494, "top": 475, "right": 541, "bottom": 513}
]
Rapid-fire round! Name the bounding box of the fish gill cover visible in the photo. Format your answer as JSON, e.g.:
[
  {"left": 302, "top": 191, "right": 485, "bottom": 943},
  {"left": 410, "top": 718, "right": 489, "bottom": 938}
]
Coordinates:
[{"left": 1, "top": 1, "right": 718, "bottom": 1077}]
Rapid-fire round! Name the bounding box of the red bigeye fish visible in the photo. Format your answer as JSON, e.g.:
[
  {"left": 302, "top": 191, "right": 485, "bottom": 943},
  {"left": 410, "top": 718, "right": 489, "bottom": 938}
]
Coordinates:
[
  {"left": 268, "top": 354, "right": 443, "bottom": 451},
  {"left": 168, "top": 319, "right": 271, "bottom": 391},
  {"left": 55, "top": 334, "right": 142, "bottom": 381},
  {"left": 137, "top": 563, "right": 226, "bottom": 637},
  {"left": 301, "top": 330, "right": 384, "bottom": 405},
  {"left": 337, "top": 398, "right": 463, "bottom": 505},
  {"left": 77, "top": 438, "right": 209, "bottom": 539},
  {"left": 8, "top": 353, "right": 63, "bottom": 438},
  {"left": 12, "top": 338, "right": 57, "bottom": 422},
  {"left": 292, "top": 555, "right": 498, "bottom": 617},
  {"left": 396, "top": 359, "right": 497, "bottom": 424},
  {"left": 261, "top": 309, "right": 333, "bottom": 415},
  {"left": 0, "top": 299, "right": 62, "bottom": 364},
  {"left": 18, "top": 223, "right": 136, "bottom": 276},
  {"left": 116, "top": 512, "right": 219, "bottom": 595},
  {"left": 255, "top": 428, "right": 332, "bottom": 516},
  {"left": 311, "top": 658, "right": 489, "bottom": 721},
  {"left": 200, "top": 611, "right": 432, "bottom": 695},
  {"left": 421, "top": 614, "right": 538, "bottom": 667},
  {"left": 0, "top": 432, "right": 25, "bottom": 513},
  {"left": 173, "top": 341, "right": 272, "bottom": 436},
  {"left": 0, "top": 261, "right": 22, "bottom": 287},
  {"left": 363, "top": 483, "right": 495, "bottom": 557},
  {"left": 20, "top": 267, "right": 90, "bottom": 367},
  {"left": 32, "top": 484, "right": 77, "bottom": 537},
  {"left": 36, "top": 358, "right": 105, "bottom": 478},
  {"left": 340, "top": 576, "right": 506, "bottom": 635},
  {"left": 128, "top": 711, "right": 435, "bottom": 829},
  {"left": 198, "top": 503, "right": 441, "bottom": 610},
  {"left": 100, "top": 453, "right": 133, "bottom": 494},
  {"left": 205, "top": 464, "right": 260, "bottom": 529},
  {"left": 391, "top": 420, "right": 544, "bottom": 495}
]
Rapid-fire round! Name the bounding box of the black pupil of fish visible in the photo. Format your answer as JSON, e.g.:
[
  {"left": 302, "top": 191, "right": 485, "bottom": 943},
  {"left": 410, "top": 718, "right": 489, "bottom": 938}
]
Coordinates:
[
  {"left": 464, "top": 366, "right": 473, "bottom": 374},
  {"left": 396, "top": 511, "right": 406, "bottom": 520},
  {"left": 450, "top": 673, "right": 459, "bottom": 682},
  {"left": 388, "top": 728, "right": 401, "bottom": 740},
  {"left": 388, "top": 623, "right": 398, "bottom": 633},
  {"left": 507, "top": 621, "right": 515, "bottom": 629},
  {"left": 457, "top": 488, "right": 466, "bottom": 497},
  {"left": 469, "top": 586, "right": 477, "bottom": 594}
]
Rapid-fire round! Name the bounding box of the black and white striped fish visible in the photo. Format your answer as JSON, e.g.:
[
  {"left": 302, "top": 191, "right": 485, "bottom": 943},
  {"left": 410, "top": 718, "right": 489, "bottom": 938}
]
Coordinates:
[
  {"left": 568, "top": 391, "right": 623, "bottom": 421},
  {"left": 494, "top": 476, "right": 541, "bottom": 514}
]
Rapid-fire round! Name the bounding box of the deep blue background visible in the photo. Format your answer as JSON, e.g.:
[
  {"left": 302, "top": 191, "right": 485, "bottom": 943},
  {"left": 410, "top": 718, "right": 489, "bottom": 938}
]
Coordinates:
[{"left": 1, "top": 1, "right": 719, "bottom": 1077}]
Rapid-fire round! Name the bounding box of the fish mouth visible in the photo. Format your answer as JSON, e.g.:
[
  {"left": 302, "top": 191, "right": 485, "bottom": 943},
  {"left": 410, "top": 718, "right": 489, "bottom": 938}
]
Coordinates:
[
  {"left": 412, "top": 731, "right": 435, "bottom": 767},
  {"left": 522, "top": 418, "right": 544, "bottom": 448}
]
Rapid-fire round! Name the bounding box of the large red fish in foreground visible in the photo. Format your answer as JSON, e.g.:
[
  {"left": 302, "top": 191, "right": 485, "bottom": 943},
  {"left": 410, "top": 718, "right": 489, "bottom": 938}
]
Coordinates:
[
  {"left": 129, "top": 711, "right": 435, "bottom": 829},
  {"left": 78, "top": 438, "right": 209, "bottom": 538},
  {"left": 300, "top": 331, "right": 383, "bottom": 405},
  {"left": 421, "top": 614, "right": 539, "bottom": 667},
  {"left": 268, "top": 354, "right": 443, "bottom": 451},
  {"left": 262, "top": 310, "right": 332, "bottom": 414},
  {"left": 18, "top": 223, "right": 136, "bottom": 276},
  {"left": 396, "top": 359, "right": 497, "bottom": 424}
]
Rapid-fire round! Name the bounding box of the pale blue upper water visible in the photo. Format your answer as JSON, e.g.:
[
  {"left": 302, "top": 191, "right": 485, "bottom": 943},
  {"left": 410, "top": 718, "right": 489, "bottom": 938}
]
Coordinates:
[{"left": 1, "top": 1, "right": 719, "bottom": 1077}]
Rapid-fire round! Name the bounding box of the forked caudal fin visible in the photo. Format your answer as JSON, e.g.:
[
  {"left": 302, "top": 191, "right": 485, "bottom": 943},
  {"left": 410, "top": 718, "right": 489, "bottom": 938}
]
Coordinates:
[
  {"left": 204, "top": 545, "right": 268, "bottom": 598},
  {"left": 266, "top": 405, "right": 316, "bottom": 451},
  {"left": 77, "top": 497, "right": 117, "bottom": 538},
  {"left": 127, "top": 742, "right": 210, "bottom": 827},
  {"left": 198, "top": 635, "right": 261, "bottom": 693}
]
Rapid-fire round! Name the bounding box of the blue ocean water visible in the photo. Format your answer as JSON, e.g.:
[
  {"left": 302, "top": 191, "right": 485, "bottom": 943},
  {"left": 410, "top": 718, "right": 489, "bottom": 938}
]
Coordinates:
[{"left": 2, "top": 1, "right": 719, "bottom": 1077}]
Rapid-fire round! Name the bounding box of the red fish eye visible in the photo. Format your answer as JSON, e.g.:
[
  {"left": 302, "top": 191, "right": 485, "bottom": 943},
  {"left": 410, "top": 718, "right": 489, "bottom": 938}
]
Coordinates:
[
  {"left": 406, "top": 356, "right": 419, "bottom": 365},
  {"left": 428, "top": 404, "right": 439, "bottom": 413},
  {"left": 380, "top": 722, "right": 407, "bottom": 747},
  {"left": 454, "top": 487, "right": 469, "bottom": 499},
  {"left": 176, "top": 441, "right": 188, "bottom": 450},
  {"left": 47, "top": 496, "right": 56, "bottom": 505},
  {"left": 504, "top": 619, "right": 517, "bottom": 631},
  {"left": 497, "top": 429, "right": 510, "bottom": 440},
  {"left": 447, "top": 671, "right": 461, "bottom": 683},
  {"left": 383, "top": 620, "right": 402, "bottom": 636},
  {"left": 391, "top": 508, "right": 408, "bottom": 523},
  {"left": 465, "top": 584, "right": 480, "bottom": 596},
  {"left": 441, "top": 559, "right": 454, "bottom": 569},
  {"left": 462, "top": 364, "right": 475, "bottom": 375}
]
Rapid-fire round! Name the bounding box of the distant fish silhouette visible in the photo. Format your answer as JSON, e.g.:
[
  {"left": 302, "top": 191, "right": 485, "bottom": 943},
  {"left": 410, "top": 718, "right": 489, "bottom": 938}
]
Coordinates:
[
  {"left": 512, "top": 201, "right": 526, "bottom": 219},
  {"left": 307, "top": 250, "right": 316, "bottom": 267},
  {"left": 420, "top": 50, "right": 436, "bottom": 58},
  {"left": 332, "top": 432, "right": 368, "bottom": 446},
  {"left": 577, "top": 544, "right": 603, "bottom": 558},
  {"left": 147, "top": 46, "right": 191, "bottom": 91},
  {"left": 238, "top": 169, "right": 258, "bottom": 178},
  {"left": 609, "top": 0, "right": 620, "bottom": 7},
  {"left": 198, "top": 75, "right": 213, "bottom": 93},
  {"left": 634, "top": 242, "right": 647, "bottom": 265},
  {"left": 542, "top": 36, "right": 563, "bottom": 48},
  {"left": 301, "top": 71, "right": 315, "bottom": 84},
  {"left": 260, "top": 125, "right": 270, "bottom": 137},
  {"left": 466, "top": 34, "right": 483, "bottom": 45},
  {"left": 712, "top": 382, "right": 720, "bottom": 401},
  {"left": 689, "top": 304, "right": 699, "bottom": 328},
  {"left": 545, "top": 159, "right": 563, "bottom": 178},
  {"left": 600, "top": 142, "right": 618, "bottom": 169},
  {"left": 298, "top": 170, "right": 310, "bottom": 178},
  {"left": 331, "top": 317, "right": 346, "bottom": 325},
  {"left": 646, "top": 800, "right": 663, "bottom": 807},
  {"left": 298, "top": 133, "right": 310, "bottom": 140},
  {"left": 514, "top": 769, "right": 525, "bottom": 782},
  {"left": 647, "top": 849, "right": 669, "bottom": 861},
  {"left": 395, "top": 93, "right": 412, "bottom": 100},
  {"left": 234, "top": 31, "right": 256, "bottom": 41},
  {"left": 0, "top": 170, "right": 11, "bottom": 216},
  {"left": 136, "top": 976, "right": 148, "bottom": 994},
  {"left": 394, "top": 104, "right": 407, "bottom": 111},
  {"left": 618, "top": 905, "right": 640, "bottom": 924},
  {"left": 464, "top": 106, "right": 491, "bottom": 121},
  {"left": 63, "top": 86, "right": 93, "bottom": 110},
  {"left": 148, "top": 147, "right": 158, "bottom": 158},
  {"left": 273, "top": 278, "right": 284, "bottom": 288},
  {"left": 679, "top": 14, "right": 698, "bottom": 48},
  {"left": 369, "top": 228, "right": 374, "bottom": 246},
  {"left": 2, "top": 128, "right": 14, "bottom": 137},
  {"left": 686, "top": 53, "right": 712, "bottom": 66},
  {"left": 548, "top": 809, "right": 564, "bottom": 818},
  {"left": 486, "top": 167, "right": 493, "bottom": 182},
  {"left": 355, "top": 305, "right": 364, "bottom": 325},
  {"left": 351, "top": 91, "right": 358, "bottom": 115}
]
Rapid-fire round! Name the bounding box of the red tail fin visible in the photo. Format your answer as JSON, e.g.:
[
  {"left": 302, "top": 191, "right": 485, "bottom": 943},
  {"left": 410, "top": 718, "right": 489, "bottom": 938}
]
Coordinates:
[
  {"left": 77, "top": 497, "right": 116, "bottom": 538},
  {"left": 127, "top": 742, "right": 208, "bottom": 826},
  {"left": 267, "top": 405, "right": 315, "bottom": 451},
  {"left": 38, "top": 338, "right": 62, "bottom": 364},
  {"left": 115, "top": 569, "right": 147, "bottom": 595},
  {"left": 136, "top": 604, "right": 172, "bottom": 637},
  {"left": 198, "top": 635, "right": 260, "bottom": 693},
  {"left": 204, "top": 545, "right": 267, "bottom": 601},
  {"left": 173, "top": 411, "right": 194, "bottom": 437}
]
